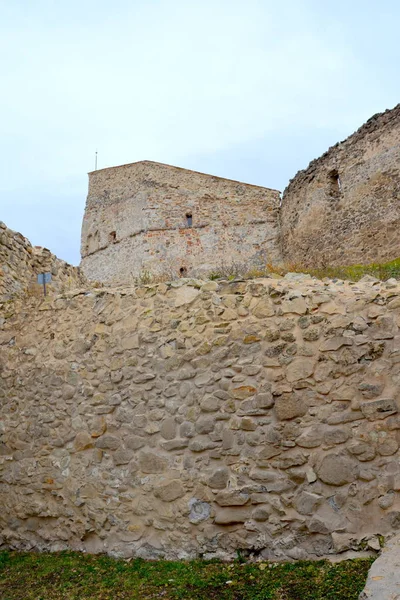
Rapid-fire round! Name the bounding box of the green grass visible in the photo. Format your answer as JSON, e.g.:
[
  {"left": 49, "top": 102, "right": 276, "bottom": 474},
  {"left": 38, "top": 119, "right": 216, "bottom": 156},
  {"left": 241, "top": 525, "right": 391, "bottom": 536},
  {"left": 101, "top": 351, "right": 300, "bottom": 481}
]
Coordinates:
[
  {"left": 0, "top": 551, "right": 373, "bottom": 600},
  {"left": 300, "top": 257, "right": 400, "bottom": 282},
  {"left": 206, "top": 257, "right": 400, "bottom": 283}
]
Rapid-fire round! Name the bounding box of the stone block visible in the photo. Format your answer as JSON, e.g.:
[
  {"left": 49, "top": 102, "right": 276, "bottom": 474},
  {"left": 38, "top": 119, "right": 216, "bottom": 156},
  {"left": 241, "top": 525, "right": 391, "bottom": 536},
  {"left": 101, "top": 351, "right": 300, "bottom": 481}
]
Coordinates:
[
  {"left": 286, "top": 358, "right": 315, "bottom": 382},
  {"left": 74, "top": 432, "right": 94, "bottom": 451},
  {"left": 360, "top": 398, "right": 397, "bottom": 421},
  {"left": 138, "top": 451, "right": 168, "bottom": 473},
  {"left": 215, "top": 490, "right": 250, "bottom": 506},
  {"left": 230, "top": 386, "right": 257, "bottom": 399},
  {"left": 316, "top": 454, "right": 358, "bottom": 486},
  {"left": 214, "top": 507, "right": 251, "bottom": 525},
  {"left": 155, "top": 480, "right": 185, "bottom": 502},
  {"left": 275, "top": 395, "right": 307, "bottom": 420},
  {"left": 207, "top": 467, "right": 230, "bottom": 489},
  {"left": 95, "top": 435, "right": 121, "bottom": 450}
]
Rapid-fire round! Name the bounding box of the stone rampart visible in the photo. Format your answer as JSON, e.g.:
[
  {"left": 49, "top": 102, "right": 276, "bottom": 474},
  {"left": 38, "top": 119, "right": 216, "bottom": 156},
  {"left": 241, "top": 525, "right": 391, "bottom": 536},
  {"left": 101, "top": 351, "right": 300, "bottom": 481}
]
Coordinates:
[
  {"left": 0, "top": 221, "right": 85, "bottom": 302},
  {"left": 80, "top": 161, "right": 281, "bottom": 283},
  {"left": 280, "top": 104, "right": 400, "bottom": 267},
  {"left": 2, "top": 274, "right": 400, "bottom": 560}
]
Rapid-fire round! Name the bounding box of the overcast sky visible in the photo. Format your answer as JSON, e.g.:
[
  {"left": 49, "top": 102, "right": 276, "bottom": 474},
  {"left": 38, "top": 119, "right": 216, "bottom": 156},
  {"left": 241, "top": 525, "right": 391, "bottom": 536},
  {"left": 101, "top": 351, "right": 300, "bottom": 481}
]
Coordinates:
[{"left": 1, "top": 0, "right": 399, "bottom": 265}]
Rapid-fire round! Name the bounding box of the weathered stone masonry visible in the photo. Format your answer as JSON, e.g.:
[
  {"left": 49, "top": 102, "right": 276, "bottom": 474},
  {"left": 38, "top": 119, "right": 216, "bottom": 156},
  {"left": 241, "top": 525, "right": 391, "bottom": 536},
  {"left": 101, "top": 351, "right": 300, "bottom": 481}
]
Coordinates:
[
  {"left": 80, "top": 104, "right": 400, "bottom": 284},
  {"left": 281, "top": 104, "right": 400, "bottom": 268},
  {"left": 3, "top": 274, "right": 400, "bottom": 559},
  {"left": 80, "top": 161, "right": 281, "bottom": 284},
  {"left": 4, "top": 102, "right": 400, "bottom": 563},
  {"left": 0, "top": 221, "right": 85, "bottom": 302}
]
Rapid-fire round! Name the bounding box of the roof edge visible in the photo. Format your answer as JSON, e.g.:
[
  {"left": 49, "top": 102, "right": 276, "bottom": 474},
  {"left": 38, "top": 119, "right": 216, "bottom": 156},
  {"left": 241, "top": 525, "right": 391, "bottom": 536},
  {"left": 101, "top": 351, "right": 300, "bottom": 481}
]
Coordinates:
[{"left": 88, "top": 160, "right": 280, "bottom": 193}]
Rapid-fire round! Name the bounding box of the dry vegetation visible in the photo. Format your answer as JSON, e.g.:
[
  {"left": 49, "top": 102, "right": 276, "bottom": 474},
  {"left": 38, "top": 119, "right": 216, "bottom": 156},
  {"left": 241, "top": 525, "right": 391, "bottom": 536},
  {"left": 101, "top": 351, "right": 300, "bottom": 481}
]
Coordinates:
[{"left": 133, "top": 257, "right": 400, "bottom": 286}]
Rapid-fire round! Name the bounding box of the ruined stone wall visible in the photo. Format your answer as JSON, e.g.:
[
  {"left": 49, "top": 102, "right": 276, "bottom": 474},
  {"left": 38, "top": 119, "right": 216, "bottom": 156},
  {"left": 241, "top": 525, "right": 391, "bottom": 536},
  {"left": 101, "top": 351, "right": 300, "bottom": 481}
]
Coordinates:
[
  {"left": 80, "top": 161, "right": 281, "bottom": 283},
  {"left": 2, "top": 274, "right": 400, "bottom": 560},
  {"left": 0, "top": 221, "right": 85, "bottom": 302},
  {"left": 280, "top": 104, "right": 400, "bottom": 267},
  {"left": 81, "top": 104, "right": 400, "bottom": 281}
]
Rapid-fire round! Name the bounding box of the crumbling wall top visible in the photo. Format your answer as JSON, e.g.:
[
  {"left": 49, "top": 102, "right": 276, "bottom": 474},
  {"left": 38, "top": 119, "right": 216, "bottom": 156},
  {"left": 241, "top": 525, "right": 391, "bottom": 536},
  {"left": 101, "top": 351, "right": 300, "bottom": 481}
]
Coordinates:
[{"left": 283, "top": 103, "right": 400, "bottom": 198}]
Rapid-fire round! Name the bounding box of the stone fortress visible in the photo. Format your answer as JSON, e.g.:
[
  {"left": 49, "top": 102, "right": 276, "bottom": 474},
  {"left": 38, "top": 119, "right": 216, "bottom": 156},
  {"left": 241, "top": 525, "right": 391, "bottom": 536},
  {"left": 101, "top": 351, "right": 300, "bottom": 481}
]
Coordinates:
[
  {"left": 80, "top": 161, "right": 281, "bottom": 284},
  {"left": 2, "top": 103, "right": 400, "bottom": 564},
  {"left": 81, "top": 103, "right": 400, "bottom": 284},
  {"left": 281, "top": 103, "right": 400, "bottom": 268}
]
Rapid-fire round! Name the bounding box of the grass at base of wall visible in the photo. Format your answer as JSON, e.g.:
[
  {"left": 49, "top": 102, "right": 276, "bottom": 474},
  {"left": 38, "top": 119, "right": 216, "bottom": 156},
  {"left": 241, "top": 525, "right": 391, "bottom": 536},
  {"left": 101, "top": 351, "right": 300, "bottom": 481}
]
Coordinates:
[
  {"left": 0, "top": 550, "right": 373, "bottom": 600},
  {"left": 117, "top": 257, "right": 400, "bottom": 286},
  {"left": 206, "top": 258, "right": 400, "bottom": 283},
  {"left": 281, "top": 257, "right": 400, "bottom": 282}
]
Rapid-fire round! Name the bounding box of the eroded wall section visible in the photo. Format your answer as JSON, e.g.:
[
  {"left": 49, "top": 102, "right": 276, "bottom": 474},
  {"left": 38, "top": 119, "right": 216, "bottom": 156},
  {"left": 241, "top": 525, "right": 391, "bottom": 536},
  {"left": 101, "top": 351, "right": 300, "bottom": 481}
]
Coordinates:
[
  {"left": 281, "top": 104, "right": 400, "bottom": 267},
  {"left": 80, "top": 161, "right": 281, "bottom": 283},
  {"left": 2, "top": 276, "right": 400, "bottom": 559},
  {"left": 0, "top": 221, "right": 85, "bottom": 301}
]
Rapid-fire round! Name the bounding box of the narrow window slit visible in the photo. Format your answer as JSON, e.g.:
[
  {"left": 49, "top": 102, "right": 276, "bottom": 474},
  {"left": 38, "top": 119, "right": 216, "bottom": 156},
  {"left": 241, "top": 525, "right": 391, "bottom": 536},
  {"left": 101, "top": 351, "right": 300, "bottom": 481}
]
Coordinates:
[
  {"left": 328, "top": 169, "right": 342, "bottom": 197},
  {"left": 186, "top": 213, "right": 193, "bottom": 227}
]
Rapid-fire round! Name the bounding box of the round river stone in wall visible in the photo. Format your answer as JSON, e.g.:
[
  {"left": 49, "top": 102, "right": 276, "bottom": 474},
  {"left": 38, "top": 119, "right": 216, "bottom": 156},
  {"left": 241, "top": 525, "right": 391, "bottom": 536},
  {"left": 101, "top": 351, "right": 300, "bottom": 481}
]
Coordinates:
[{"left": 316, "top": 454, "right": 359, "bottom": 486}]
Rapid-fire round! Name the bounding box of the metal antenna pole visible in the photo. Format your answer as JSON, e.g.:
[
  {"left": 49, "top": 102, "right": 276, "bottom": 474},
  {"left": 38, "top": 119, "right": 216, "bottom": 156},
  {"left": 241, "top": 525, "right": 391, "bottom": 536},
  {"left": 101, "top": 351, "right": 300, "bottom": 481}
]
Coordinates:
[{"left": 95, "top": 151, "right": 98, "bottom": 170}]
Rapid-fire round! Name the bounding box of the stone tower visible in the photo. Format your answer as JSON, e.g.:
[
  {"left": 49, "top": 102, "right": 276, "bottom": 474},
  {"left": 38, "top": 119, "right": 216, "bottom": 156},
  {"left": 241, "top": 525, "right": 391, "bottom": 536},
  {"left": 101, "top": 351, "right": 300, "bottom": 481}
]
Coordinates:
[{"left": 80, "top": 161, "right": 281, "bottom": 284}]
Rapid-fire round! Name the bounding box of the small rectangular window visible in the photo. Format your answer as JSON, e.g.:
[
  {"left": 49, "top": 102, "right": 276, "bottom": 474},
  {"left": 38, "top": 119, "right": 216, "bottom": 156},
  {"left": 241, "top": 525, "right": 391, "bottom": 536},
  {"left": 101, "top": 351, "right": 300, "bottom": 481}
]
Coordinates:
[
  {"left": 328, "top": 170, "right": 341, "bottom": 197},
  {"left": 186, "top": 213, "right": 192, "bottom": 227}
]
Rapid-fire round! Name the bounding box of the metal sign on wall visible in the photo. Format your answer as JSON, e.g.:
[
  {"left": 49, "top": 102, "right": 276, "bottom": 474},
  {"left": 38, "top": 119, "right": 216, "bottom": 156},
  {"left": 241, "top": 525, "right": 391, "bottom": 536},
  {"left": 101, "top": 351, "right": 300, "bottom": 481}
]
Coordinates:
[
  {"left": 37, "top": 272, "right": 52, "bottom": 296},
  {"left": 37, "top": 273, "right": 52, "bottom": 285}
]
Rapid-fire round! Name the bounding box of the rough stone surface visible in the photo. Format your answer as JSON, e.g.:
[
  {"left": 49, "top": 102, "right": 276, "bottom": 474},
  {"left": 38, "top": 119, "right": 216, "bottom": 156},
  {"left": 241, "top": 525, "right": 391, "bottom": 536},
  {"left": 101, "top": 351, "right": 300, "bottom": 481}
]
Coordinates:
[
  {"left": 7, "top": 103, "right": 400, "bottom": 563},
  {"left": 281, "top": 103, "right": 400, "bottom": 267},
  {"left": 359, "top": 534, "right": 400, "bottom": 599},
  {"left": 275, "top": 395, "right": 308, "bottom": 420},
  {"left": 361, "top": 399, "right": 398, "bottom": 421},
  {"left": 316, "top": 454, "right": 358, "bottom": 486},
  {"left": 80, "top": 161, "right": 281, "bottom": 283},
  {"left": 0, "top": 221, "right": 85, "bottom": 301},
  {"left": 4, "top": 253, "right": 400, "bottom": 560},
  {"left": 76, "top": 104, "right": 400, "bottom": 286}
]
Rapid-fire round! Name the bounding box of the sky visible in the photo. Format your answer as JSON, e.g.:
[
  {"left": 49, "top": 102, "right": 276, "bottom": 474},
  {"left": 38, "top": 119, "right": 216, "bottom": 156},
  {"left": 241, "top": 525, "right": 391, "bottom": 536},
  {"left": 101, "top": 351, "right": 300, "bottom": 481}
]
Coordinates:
[{"left": 1, "top": 0, "right": 400, "bottom": 265}]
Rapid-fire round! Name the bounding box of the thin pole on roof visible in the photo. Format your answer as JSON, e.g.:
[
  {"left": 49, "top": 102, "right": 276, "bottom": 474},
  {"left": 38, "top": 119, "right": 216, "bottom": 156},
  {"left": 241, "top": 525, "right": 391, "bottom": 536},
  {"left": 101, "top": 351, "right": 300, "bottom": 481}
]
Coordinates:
[{"left": 95, "top": 151, "right": 98, "bottom": 170}]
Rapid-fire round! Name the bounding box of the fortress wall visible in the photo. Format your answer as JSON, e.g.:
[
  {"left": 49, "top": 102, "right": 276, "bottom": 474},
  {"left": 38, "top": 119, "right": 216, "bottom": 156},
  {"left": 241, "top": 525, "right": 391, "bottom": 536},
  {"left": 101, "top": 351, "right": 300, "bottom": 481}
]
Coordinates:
[
  {"left": 3, "top": 275, "right": 400, "bottom": 560},
  {"left": 0, "top": 221, "right": 85, "bottom": 302},
  {"left": 280, "top": 104, "right": 400, "bottom": 267},
  {"left": 82, "top": 222, "right": 281, "bottom": 284},
  {"left": 81, "top": 161, "right": 281, "bottom": 283}
]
